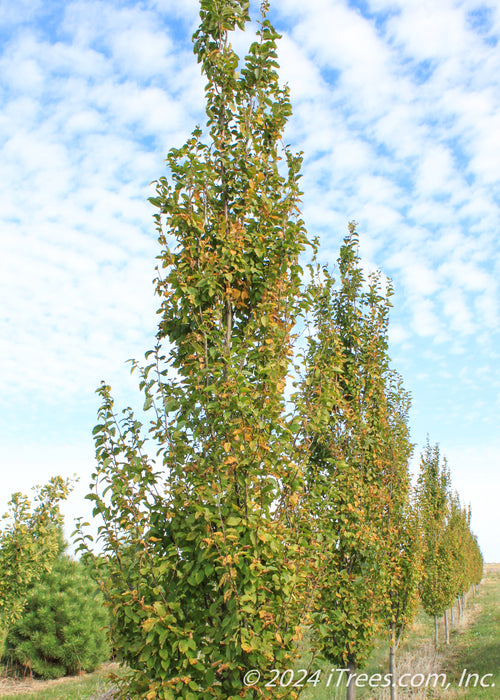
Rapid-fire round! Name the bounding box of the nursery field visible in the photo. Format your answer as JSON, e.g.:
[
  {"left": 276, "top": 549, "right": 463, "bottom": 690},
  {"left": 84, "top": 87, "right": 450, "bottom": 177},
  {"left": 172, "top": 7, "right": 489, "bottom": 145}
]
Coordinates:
[
  {"left": 297, "top": 563, "right": 500, "bottom": 699},
  {"left": 1, "top": 566, "right": 498, "bottom": 700}
]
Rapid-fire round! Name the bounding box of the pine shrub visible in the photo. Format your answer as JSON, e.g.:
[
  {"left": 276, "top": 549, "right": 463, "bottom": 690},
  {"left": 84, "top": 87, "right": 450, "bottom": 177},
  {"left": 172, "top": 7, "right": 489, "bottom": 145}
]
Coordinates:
[{"left": 3, "top": 550, "right": 110, "bottom": 679}]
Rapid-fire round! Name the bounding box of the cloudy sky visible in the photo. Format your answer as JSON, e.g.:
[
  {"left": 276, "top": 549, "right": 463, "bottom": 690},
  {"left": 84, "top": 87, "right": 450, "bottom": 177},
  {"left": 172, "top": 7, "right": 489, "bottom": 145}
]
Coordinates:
[{"left": 1, "top": 0, "right": 499, "bottom": 560}]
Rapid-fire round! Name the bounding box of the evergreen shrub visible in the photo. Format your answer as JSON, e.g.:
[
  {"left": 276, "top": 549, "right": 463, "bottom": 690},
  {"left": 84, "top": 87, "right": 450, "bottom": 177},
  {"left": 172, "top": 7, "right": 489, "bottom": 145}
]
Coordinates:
[{"left": 3, "top": 549, "right": 110, "bottom": 679}]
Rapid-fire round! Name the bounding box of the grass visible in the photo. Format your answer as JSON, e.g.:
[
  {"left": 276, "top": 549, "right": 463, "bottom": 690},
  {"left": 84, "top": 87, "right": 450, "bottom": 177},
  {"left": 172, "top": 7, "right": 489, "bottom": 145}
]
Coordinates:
[
  {"left": 292, "top": 607, "right": 444, "bottom": 699},
  {"left": 0, "top": 664, "right": 118, "bottom": 700},
  {"left": 436, "top": 563, "right": 500, "bottom": 699},
  {"left": 295, "top": 564, "right": 500, "bottom": 699},
  {"left": 1, "top": 566, "right": 498, "bottom": 699}
]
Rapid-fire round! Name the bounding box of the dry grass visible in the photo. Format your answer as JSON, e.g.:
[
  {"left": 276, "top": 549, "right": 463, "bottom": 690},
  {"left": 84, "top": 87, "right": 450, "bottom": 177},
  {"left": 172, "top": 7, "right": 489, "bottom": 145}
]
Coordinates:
[
  {"left": 0, "top": 673, "right": 84, "bottom": 697},
  {"left": 0, "top": 664, "right": 118, "bottom": 699},
  {"left": 371, "top": 569, "right": 496, "bottom": 700},
  {"left": 375, "top": 643, "right": 445, "bottom": 700}
]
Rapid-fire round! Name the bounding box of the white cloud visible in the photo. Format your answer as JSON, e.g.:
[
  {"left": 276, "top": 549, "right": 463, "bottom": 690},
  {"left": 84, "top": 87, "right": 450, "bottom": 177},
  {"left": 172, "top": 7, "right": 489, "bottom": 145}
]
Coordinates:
[
  {"left": 440, "top": 288, "right": 475, "bottom": 334},
  {"left": 411, "top": 297, "right": 441, "bottom": 337},
  {"left": 439, "top": 258, "right": 493, "bottom": 293},
  {"left": 0, "top": 0, "right": 499, "bottom": 557},
  {"left": 469, "top": 124, "right": 500, "bottom": 184},
  {"left": 474, "top": 291, "right": 499, "bottom": 329},
  {"left": 415, "top": 145, "right": 456, "bottom": 196},
  {"left": 150, "top": 0, "right": 200, "bottom": 25},
  {"left": 110, "top": 28, "right": 174, "bottom": 77},
  {"left": 402, "top": 261, "right": 441, "bottom": 297},
  {"left": 385, "top": 0, "right": 469, "bottom": 60},
  {"left": 277, "top": 33, "right": 325, "bottom": 102},
  {"left": 388, "top": 323, "right": 410, "bottom": 345}
]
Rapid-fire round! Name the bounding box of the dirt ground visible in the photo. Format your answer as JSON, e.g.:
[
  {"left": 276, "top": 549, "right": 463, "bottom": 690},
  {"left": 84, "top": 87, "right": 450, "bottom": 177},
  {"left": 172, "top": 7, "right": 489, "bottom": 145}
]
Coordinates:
[
  {"left": 0, "top": 672, "right": 85, "bottom": 696},
  {"left": 0, "top": 663, "right": 118, "bottom": 697}
]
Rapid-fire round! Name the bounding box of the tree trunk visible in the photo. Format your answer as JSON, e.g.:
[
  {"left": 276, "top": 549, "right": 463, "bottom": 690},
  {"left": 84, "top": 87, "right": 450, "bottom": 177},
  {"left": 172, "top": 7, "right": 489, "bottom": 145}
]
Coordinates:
[
  {"left": 434, "top": 615, "right": 438, "bottom": 648},
  {"left": 389, "top": 624, "right": 398, "bottom": 700},
  {"left": 444, "top": 609, "right": 449, "bottom": 644},
  {"left": 346, "top": 661, "right": 357, "bottom": 700},
  {"left": 457, "top": 595, "right": 462, "bottom": 618},
  {"left": 0, "top": 627, "right": 7, "bottom": 661}
]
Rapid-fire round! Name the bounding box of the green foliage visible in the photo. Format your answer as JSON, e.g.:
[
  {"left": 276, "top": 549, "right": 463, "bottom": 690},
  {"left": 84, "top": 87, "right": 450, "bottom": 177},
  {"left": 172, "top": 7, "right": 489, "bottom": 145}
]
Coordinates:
[
  {"left": 3, "top": 544, "right": 110, "bottom": 679},
  {"left": 379, "top": 375, "right": 422, "bottom": 661},
  {"left": 76, "top": 2, "right": 313, "bottom": 698},
  {"left": 383, "top": 495, "right": 422, "bottom": 643},
  {"left": 296, "top": 226, "right": 415, "bottom": 676},
  {"left": 442, "top": 492, "right": 483, "bottom": 605},
  {"left": 417, "top": 440, "right": 483, "bottom": 626},
  {"left": 0, "top": 477, "right": 72, "bottom": 658},
  {"left": 417, "top": 440, "right": 454, "bottom": 618},
  {"left": 73, "top": 1, "right": 483, "bottom": 697}
]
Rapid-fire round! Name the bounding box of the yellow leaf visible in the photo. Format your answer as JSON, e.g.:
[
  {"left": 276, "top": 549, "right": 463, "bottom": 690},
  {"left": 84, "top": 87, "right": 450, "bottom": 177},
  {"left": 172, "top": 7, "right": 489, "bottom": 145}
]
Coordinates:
[{"left": 142, "top": 618, "right": 155, "bottom": 632}]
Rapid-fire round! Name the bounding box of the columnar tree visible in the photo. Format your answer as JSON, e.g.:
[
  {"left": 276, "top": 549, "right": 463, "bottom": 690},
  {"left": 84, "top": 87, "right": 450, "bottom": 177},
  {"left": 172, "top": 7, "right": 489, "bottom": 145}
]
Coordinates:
[
  {"left": 297, "top": 227, "right": 404, "bottom": 699},
  {"left": 417, "top": 441, "right": 484, "bottom": 647},
  {"left": 0, "top": 477, "right": 72, "bottom": 660},
  {"left": 416, "top": 440, "right": 454, "bottom": 647},
  {"left": 77, "top": 2, "right": 313, "bottom": 699},
  {"left": 441, "top": 493, "right": 467, "bottom": 640},
  {"left": 384, "top": 497, "right": 422, "bottom": 699},
  {"left": 377, "top": 374, "right": 421, "bottom": 700},
  {"left": 443, "top": 495, "right": 483, "bottom": 627},
  {"left": 73, "top": 1, "right": 486, "bottom": 697},
  {"left": 466, "top": 518, "right": 483, "bottom": 595}
]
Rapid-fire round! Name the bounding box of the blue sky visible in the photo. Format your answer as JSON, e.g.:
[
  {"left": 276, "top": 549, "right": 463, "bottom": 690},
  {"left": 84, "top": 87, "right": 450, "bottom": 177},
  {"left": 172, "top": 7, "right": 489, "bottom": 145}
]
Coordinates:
[{"left": 1, "top": 0, "right": 499, "bottom": 560}]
